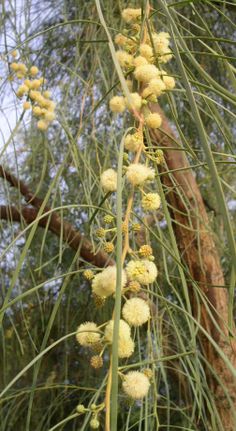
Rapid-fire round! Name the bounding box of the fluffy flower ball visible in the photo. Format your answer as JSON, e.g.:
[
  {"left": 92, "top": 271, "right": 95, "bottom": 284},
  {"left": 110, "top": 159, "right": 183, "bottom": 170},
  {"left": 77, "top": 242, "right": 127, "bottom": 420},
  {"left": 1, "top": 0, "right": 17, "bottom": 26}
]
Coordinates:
[
  {"left": 140, "top": 44, "right": 154, "bottom": 62},
  {"left": 133, "top": 56, "right": 148, "bottom": 68},
  {"left": 126, "top": 163, "right": 155, "bottom": 186},
  {"left": 145, "top": 113, "right": 162, "bottom": 129},
  {"left": 162, "top": 75, "right": 176, "bottom": 90},
  {"left": 92, "top": 266, "right": 127, "bottom": 298},
  {"left": 142, "top": 193, "right": 161, "bottom": 211},
  {"left": 122, "top": 371, "right": 150, "bottom": 399},
  {"left": 100, "top": 169, "right": 117, "bottom": 192},
  {"left": 148, "top": 78, "right": 166, "bottom": 96},
  {"left": 122, "top": 298, "right": 150, "bottom": 326},
  {"left": 121, "top": 8, "right": 142, "bottom": 23},
  {"left": 115, "top": 33, "right": 129, "bottom": 47},
  {"left": 126, "top": 260, "right": 158, "bottom": 285},
  {"left": 124, "top": 132, "right": 143, "bottom": 152},
  {"left": 105, "top": 319, "right": 134, "bottom": 358},
  {"left": 104, "top": 319, "right": 131, "bottom": 342},
  {"left": 125, "top": 92, "right": 142, "bottom": 111},
  {"left": 134, "top": 64, "right": 160, "bottom": 83},
  {"left": 116, "top": 50, "right": 134, "bottom": 69},
  {"left": 76, "top": 322, "right": 101, "bottom": 347},
  {"left": 152, "top": 32, "right": 170, "bottom": 55},
  {"left": 109, "top": 96, "right": 126, "bottom": 113},
  {"left": 118, "top": 337, "right": 135, "bottom": 358}
]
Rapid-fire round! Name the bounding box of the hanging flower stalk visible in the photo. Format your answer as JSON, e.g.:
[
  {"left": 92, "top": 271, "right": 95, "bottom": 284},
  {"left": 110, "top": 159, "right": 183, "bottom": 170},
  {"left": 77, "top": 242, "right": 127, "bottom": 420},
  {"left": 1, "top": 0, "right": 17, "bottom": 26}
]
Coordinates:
[
  {"left": 9, "top": 51, "right": 56, "bottom": 130},
  {"left": 75, "top": 4, "right": 176, "bottom": 429}
]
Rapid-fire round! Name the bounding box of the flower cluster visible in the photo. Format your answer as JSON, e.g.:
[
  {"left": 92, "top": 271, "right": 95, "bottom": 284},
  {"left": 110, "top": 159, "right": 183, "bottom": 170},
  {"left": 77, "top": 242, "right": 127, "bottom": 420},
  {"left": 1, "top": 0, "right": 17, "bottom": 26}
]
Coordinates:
[
  {"left": 110, "top": 12, "right": 175, "bottom": 125},
  {"left": 9, "top": 53, "right": 56, "bottom": 130},
  {"left": 75, "top": 5, "right": 177, "bottom": 418}
]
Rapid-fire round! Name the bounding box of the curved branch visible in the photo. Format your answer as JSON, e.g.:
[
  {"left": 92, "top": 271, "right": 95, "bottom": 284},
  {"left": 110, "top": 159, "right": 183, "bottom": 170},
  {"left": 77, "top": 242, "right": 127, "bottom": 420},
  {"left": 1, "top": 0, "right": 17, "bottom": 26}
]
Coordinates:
[
  {"left": 0, "top": 165, "right": 44, "bottom": 209},
  {"left": 0, "top": 164, "right": 113, "bottom": 268}
]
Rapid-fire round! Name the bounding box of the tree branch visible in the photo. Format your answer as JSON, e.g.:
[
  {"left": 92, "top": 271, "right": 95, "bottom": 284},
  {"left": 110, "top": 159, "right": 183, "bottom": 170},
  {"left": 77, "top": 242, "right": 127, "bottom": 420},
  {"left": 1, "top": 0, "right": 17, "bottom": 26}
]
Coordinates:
[
  {"left": 150, "top": 105, "right": 236, "bottom": 430},
  {"left": 0, "top": 166, "right": 113, "bottom": 268}
]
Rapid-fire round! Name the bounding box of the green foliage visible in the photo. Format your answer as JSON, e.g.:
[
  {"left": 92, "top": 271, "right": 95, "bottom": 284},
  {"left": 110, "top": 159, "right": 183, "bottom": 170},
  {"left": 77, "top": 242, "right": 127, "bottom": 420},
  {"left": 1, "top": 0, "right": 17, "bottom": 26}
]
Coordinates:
[{"left": 0, "top": 1, "right": 236, "bottom": 430}]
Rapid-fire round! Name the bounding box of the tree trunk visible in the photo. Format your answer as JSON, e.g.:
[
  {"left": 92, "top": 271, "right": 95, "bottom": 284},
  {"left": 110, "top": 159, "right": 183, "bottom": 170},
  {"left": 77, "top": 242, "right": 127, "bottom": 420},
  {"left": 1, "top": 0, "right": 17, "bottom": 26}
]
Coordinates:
[{"left": 150, "top": 105, "right": 236, "bottom": 431}]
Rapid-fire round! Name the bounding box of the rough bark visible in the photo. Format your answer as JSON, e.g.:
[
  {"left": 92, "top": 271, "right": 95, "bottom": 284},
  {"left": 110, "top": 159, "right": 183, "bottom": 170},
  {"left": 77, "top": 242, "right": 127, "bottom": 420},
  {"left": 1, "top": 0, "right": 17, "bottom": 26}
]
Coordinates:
[{"left": 150, "top": 105, "right": 236, "bottom": 431}]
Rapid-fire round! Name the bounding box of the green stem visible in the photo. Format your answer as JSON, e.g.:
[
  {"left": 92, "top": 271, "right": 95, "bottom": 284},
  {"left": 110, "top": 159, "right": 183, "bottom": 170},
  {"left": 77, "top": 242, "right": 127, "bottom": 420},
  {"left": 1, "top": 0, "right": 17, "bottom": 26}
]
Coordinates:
[{"left": 110, "top": 134, "right": 125, "bottom": 431}]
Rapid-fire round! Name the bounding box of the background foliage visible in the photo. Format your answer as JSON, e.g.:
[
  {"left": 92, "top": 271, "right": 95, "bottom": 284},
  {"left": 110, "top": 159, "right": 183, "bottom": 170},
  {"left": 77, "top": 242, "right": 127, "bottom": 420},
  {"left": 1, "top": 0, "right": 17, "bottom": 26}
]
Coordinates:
[{"left": 0, "top": 0, "right": 236, "bottom": 430}]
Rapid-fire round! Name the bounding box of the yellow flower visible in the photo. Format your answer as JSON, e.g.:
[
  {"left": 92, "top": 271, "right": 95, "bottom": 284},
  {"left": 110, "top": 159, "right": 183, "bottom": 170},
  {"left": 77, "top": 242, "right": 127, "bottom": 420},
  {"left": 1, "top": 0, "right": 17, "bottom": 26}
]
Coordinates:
[
  {"left": 16, "top": 85, "right": 29, "bottom": 97},
  {"left": 17, "top": 63, "right": 27, "bottom": 74},
  {"left": 139, "top": 244, "right": 153, "bottom": 257},
  {"left": 92, "top": 266, "right": 127, "bottom": 298},
  {"left": 118, "top": 337, "right": 134, "bottom": 358},
  {"left": 126, "top": 260, "right": 158, "bottom": 284},
  {"left": 103, "top": 242, "right": 114, "bottom": 253},
  {"left": 76, "top": 322, "right": 101, "bottom": 347},
  {"left": 152, "top": 32, "right": 170, "bottom": 55},
  {"left": 116, "top": 50, "right": 134, "bottom": 69},
  {"left": 160, "top": 51, "right": 173, "bottom": 64},
  {"left": 147, "top": 78, "right": 166, "bottom": 96},
  {"left": 133, "top": 56, "right": 148, "bottom": 68},
  {"left": 16, "top": 72, "right": 25, "bottom": 79},
  {"left": 44, "top": 111, "right": 56, "bottom": 122},
  {"left": 140, "top": 44, "right": 154, "bottom": 62},
  {"left": 46, "top": 100, "right": 56, "bottom": 111},
  {"left": 124, "top": 132, "right": 143, "bottom": 152},
  {"left": 90, "top": 355, "right": 103, "bottom": 369},
  {"left": 162, "top": 74, "right": 176, "bottom": 90},
  {"left": 83, "top": 269, "right": 94, "bottom": 280},
  {"left": 141, "top": 89, "right": 155, "bottom": 102},
  {"left": 24, "top": 79, "right": 33, "bottom": 89},
  {"left": 10, "top": 62, "right": 19, "bottom": 71},
  {"left": 37, "top": 120, "right": 49, "bottom": 131},
  {"left": 125, "top": 92, "right": 142, "bottom": 111},
  {"left": 104, "top": 319, "right": 134, "bottom": 358},
  {"left": 31, "top": 79, "right": 42, "bottom": 89},
  {"left": 100, "top": 168, "right": 117, "bottom": 192},
  {"left": 29, "top": 90, "right": 41, "bottom": 101},
  {"left": 95, "top": 227, "right": 106, "bottom": 238},
  {"left": 142, "top": 193, "right": 161, "bottom": 211},
  {"left": 109, "top": 96, "right": 126, "bottom": 113},
  {"left": 115, "top": 33, "right": 129, "bottom": 46},
  {"left": 134, "top": 64, "right": 160, "bottom": 83},
  {"left": 33, "top": 106, "right": 43, "bottom": 116},
  {"left": 43, "top": 90, "right": 52, "bottom": 98},
  {"left": 23, "top": 101, "right": 31, "bottom": 110},
  {"left": 122, "top": 371, "right": 150, "bottom": 399},
  {"left": 127, "top": 280, "right": 141, "bottom": 293},
  {"left": 39, "top": 76, "right": 46, "bottom": 85},
  {"left": 126, "top": 163, "right": 155, "bottom": 186},
  {"left": 122, "top": 298, "right": 150, "bottom": 326},
  {"left": 30, "top": 66, "right": 39, "bottom": 76},
  {"left": 121, "top": 8, "right": 142, "bottom": 23},
  {"left": 145, "top": 113, "right": 162, "bottom": 129},
  {"left": 103, "top": 214, "right": 114, "bottom": 224},
  {"left": 104, "top": 319, "right": 131, "bottom": 343}
]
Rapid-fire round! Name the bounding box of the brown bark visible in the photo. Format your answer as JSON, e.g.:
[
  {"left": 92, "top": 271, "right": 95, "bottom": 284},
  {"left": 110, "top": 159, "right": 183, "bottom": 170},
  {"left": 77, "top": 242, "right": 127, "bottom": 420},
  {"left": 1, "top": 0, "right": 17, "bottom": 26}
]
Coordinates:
[
  {"left": 150, "top": 105, "right": 236, "bottom": 430},
  {"left": 0, "top": 166, "right": 113, "bottom": 268}
]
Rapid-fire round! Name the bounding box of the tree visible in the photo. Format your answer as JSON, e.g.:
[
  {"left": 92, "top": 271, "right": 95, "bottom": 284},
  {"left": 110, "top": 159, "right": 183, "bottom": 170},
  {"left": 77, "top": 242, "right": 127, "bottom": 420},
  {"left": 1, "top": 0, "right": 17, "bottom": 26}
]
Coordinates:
[{"left": 0, "top": 1, "right": 236, "bottom": 430}]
